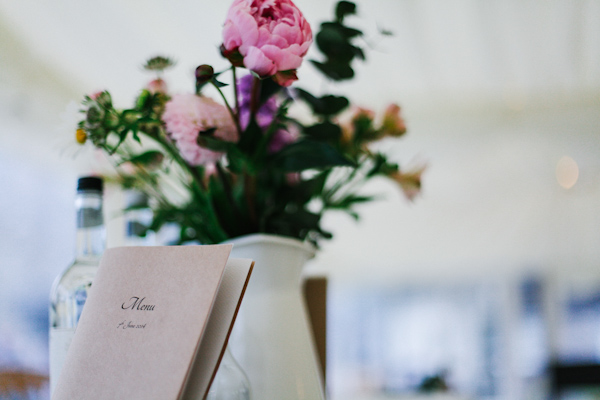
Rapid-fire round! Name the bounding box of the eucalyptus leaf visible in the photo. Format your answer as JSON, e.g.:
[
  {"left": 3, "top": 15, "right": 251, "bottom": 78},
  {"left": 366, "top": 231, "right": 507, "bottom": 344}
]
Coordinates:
[
  {"left": 271, "top": 139, "right": 354, "bottom": 171},
  {"left": 316, "top": 27, "right": 354, "bottom": 63},
  {"left": 335, "top": 1, "right": 357, "bottom": 22},
  {"left": 304, "top": 121, "right": 342, "bottom": 142},
  {"left": 321, "top": 22, "right": 362, "bottom": 39},
  {"left": 310, "top": 60, "right": 354, "bottom": 81},
  {"left": 296, "top": 89, "right": 349, "bottom": 116}
]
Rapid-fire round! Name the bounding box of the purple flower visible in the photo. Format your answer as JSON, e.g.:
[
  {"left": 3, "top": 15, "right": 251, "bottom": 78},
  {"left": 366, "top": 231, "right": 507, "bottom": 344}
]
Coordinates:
[{"left": 237, "top": 74, "right": 298, "bottom": 152}]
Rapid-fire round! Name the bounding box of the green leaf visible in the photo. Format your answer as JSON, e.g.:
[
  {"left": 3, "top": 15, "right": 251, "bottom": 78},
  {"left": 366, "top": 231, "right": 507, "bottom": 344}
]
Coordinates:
[
  {"left": 271, "top": 139, "right": 354, "bottom": 171},
  {"left": 310, "top": 60, "right": 354, "bottom": 81},
  {"left": 321, "top": 22, "right": 362, "bottom": 39},
  {"left": 237, "top": 118, "right": 263, "bottom": 155},
  {"left": 122, "top": 150, "right": 164, "bottom": 168},
  {"left": 259, "top": 78, "right": 283, "bottom": 105},
  {"left": 208, "top": 174, "right": 248, "bottom": 238},
  {"left": 316, "top": 26, "right": 354, "bottom": 63},
  {"left": 330, "top": 194, "right": 377, "bottom": 209},
  {"left": 136, "top": 89, "right": 151, "bottom": 110},
  {"left": 227, "top": 148, "right": 253, "bottom": 174},
  {"left": 294, "top": 89, "right": 320, "bottom": 111},
  {"left": 287, "top": 208, "right": 321, "bottom": 228},
  {"left": 335, "top": 1, "right": 357, "bottom": 22},
  {"left": 296, "top": 89, "right": 349, "bottom": 116},
  {"left": 122, "top": 109, "right": 143, "bottom": 125},
  {"left": 131, "top": 126, "right": 141, "bottom": 143},
  {"left": 293, "top": 172, "right": 329, "bottom": 202},
  {"left": 197, "top": 134, "right": 235, "bottom": 153},
  {"left": 304, "top": 121, "right": 342, "bottom": 142},
  {"left": 212, "top": 76, "right": 228, "bottom": 88},
  {"left": 352, "top": 45, "right": 365, "bottom": 60},
  {"left": 320, "top": 95, "right": 349, "bottom": 115}
]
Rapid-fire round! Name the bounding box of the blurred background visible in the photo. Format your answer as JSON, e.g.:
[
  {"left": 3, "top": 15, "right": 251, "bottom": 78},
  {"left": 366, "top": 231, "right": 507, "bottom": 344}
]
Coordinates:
[{"left": 1, "top": 0, "right": 600, "bottom": 399}]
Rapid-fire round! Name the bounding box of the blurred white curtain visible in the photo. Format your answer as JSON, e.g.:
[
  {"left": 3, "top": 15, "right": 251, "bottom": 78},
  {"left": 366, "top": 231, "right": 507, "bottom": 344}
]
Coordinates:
[{"left": 0, "top": 0, "right": 598, "bottom": 108}]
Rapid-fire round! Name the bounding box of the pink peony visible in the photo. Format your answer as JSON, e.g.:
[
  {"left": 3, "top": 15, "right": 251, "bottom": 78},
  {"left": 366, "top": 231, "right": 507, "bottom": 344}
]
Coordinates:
[
  {"left": 222, "top": 0, "right": 312, "bottom": 87},
  {"left": 162, "top": 94, "right": 237, "bottom": 166}
]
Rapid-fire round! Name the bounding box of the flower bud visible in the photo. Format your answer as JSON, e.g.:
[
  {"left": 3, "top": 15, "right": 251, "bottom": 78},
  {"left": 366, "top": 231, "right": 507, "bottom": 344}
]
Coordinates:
[
  {"left": 136, "top": 89, "right": 151, "bottom": 110},
  {"left": 86, "top": 104, "right": 105, "bottom": 125},
  {"left": 147, "top": 78, "right": 168, "bottom": 94},
  {"left": 382, "top": 104, "right": 407, "bottom": 137},
  {"left": 89, "top": 91, "right": 103, "bottom": 100},
  {"left": 123, "top": 110, "right": 143, "bottom": 125},
  {"left": 352, "top": 107, "right": 380, "bottom": 141},
  {"left": 388, "top": 164, "right": 426, "bottom": 202},
  {"left": 75, "top": 128, "right": 87, "bottom": 144},
  {"left": 94, "top": 91, "right": 112, "bottom": 107},
  {"left": 195, "top": 65, "right": 214, "bottom": 85},
  {"left": 220, "top": 45, "right": 244, "bottom": 67},
  {"left": 104, "top": 110, "right": 120, "bottom": 129}
]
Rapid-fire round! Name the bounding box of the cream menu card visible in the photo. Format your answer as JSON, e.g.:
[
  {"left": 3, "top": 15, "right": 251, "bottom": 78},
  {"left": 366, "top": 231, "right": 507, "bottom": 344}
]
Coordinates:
[{"left": 52, "top": 245, "right": 253, "bottom": 400}]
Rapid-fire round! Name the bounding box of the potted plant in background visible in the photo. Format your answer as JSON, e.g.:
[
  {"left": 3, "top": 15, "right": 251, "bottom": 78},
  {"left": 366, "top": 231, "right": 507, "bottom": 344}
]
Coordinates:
[{"left": 72, "top": 0, "right": 424, "bottom": 398}]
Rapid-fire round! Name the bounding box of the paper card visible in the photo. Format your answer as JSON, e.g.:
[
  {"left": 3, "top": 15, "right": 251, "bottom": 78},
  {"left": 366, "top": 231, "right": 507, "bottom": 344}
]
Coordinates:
[
  {"left": 52, "top": 244, "right": 246, "bottom": 400},
  {"left": 182, "top": 258, "right": 254, "bottom": 400}
]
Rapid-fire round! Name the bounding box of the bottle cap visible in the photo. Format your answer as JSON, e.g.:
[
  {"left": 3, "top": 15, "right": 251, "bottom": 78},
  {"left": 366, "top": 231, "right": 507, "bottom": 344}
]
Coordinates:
[{"left": 77, "top": 176, "right": 103, "bottom": 193}]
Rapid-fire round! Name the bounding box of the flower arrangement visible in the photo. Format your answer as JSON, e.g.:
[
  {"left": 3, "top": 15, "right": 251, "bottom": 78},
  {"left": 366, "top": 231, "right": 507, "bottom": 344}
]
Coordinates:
[{"left": 74, "top": 0, "right": 423, "bottom": 246}]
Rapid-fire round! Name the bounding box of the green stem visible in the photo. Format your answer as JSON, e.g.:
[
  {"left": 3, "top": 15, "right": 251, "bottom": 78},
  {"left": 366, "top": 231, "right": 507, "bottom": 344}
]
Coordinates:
[
  {"left": 232, "top": 67, "right": 240, "bottom": 122},
  {"left": 323, "top": 159, "right": 365, "bottom": 205},
  {"left": 253, "top": 98, "right": 292, "bottom": 162},
  {"left": 215, "top": 161, "right": 244, "bottom": 222},
  {"left": 211, "top": 81, "right": 243, "bottom": 137},
  {"left": 249, "top": 76, "right": 261, "bottom": 116},
  {"left": 140, "top": 125, "right": 230, "bottom": 242},
  {"left": 244, "top": 172, "right": 258, "bottom": 229}
]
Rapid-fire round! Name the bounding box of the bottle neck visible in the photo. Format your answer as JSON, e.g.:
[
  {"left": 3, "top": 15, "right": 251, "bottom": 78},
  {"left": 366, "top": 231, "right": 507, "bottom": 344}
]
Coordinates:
[{"left": 75, "top": 191, "right": 105, "bottom": 260}]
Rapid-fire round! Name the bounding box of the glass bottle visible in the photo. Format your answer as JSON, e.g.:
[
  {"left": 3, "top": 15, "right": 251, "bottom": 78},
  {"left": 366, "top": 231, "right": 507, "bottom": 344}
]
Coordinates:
[
  {"left": 123, "top": 189, "right": 154, "bottom": 246},
  {"left": 49, "top": 176, "right": 105, "bottom": 394},
  {"left": 206, "top": 347, "right": 251, "bottom": 400}
]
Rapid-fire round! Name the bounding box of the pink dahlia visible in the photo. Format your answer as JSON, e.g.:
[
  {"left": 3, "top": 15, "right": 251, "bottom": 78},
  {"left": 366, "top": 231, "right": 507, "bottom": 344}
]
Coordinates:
[
  {"left": 222, "top": 0, "right": 312, "bottom": 87},
  {"left": 162, "top": 94, "right": 237, "bottom": 166}
]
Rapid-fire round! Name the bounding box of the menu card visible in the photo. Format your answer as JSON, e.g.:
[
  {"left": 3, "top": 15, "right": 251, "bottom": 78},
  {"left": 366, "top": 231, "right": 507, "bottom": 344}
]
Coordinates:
[{"left": 52, "top": 245, "right": 254, "bottom": 400}]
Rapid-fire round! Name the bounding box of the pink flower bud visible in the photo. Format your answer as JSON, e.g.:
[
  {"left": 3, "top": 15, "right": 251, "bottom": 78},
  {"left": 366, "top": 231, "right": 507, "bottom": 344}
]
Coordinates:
[
  {"left": 195, "top": 65, "right": 215, "bottom": 85},
  {"left": 389, "top": 164, "right": 426, "bottom": 202},
  {"left": 382, "top": 103, "right": 407, "bottom": 137},
  {"left": 147, "top": 78, "right": 168, "bottom": 94},
  {"left": 89, "top": 91, "right": 103, "bottom": 100}
]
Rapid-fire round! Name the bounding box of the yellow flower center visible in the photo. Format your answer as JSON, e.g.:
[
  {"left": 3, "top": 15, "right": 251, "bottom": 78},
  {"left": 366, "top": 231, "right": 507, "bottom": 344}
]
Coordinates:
[{"left": 75, "top": 128, "right": 87, "bottom": 144}]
